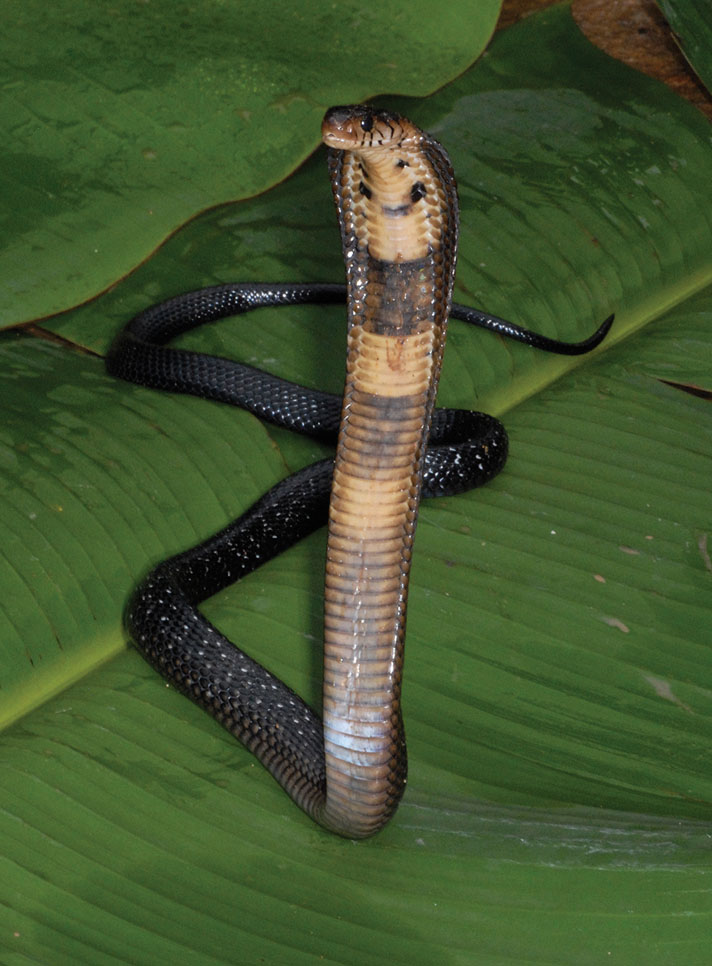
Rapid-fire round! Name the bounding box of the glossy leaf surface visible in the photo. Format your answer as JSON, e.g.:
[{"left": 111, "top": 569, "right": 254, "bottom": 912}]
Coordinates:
[
  {"left": 1, "top": 0, "right": 501, "bottom": 326},
  {"left": 2, "top": 7, "right": 712, "bottom": 964},
  {"left": 656, "top": 0, "right": 712, "bottom": 93}
]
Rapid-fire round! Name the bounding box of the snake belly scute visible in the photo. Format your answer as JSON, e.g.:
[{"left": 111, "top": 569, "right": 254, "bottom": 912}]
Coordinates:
[{"left": 318, "top": 106, "right": 458, "bottom": 836}]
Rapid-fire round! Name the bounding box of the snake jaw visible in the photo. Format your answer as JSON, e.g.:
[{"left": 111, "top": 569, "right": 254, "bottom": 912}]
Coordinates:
[{"left": 322, "top": 104, "right": 415, "bottom": 151}]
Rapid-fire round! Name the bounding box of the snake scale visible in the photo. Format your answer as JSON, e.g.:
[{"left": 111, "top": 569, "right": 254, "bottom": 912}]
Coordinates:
[{"left": 107, "top": 105, "right": 612, "bottom": 838}]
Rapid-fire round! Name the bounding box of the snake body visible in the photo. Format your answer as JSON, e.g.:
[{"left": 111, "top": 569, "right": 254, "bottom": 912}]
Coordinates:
[
  {"left": 317, "top": 107, "right": 459, "bottom": 835},
  {"left": 107, "top": 105, "right": 612, "bottom": 838}
]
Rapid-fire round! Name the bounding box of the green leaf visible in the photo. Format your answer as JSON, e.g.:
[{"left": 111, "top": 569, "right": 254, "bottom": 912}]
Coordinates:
[
  {"left": 1, "top": 0, "right": 501, "bottom": 327},
  {"left": 655, "top": 0, "right": 712, "bottom": 94},
  {"left": 3, "top": 6, "right": 712, "bottom": 963}
]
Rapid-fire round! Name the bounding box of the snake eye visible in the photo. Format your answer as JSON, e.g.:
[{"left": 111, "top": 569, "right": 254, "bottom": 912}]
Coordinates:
[{"left": 360, "top": 114, "right": 374, "bottom": 132}]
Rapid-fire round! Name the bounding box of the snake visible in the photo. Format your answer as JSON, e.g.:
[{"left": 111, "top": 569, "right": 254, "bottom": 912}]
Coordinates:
[{"left": 107, "top": 105, "right": 613, "bottom": 838}]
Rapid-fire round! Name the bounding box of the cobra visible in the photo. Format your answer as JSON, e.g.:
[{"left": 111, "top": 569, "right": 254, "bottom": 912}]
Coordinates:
[{"left": 107, "top": 105, "right": 612, "bottom": 838}]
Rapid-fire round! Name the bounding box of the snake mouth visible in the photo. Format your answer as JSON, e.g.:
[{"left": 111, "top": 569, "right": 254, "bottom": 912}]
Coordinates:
[{"left": 322, "top": 104, "right": 410, "bottom": 150}]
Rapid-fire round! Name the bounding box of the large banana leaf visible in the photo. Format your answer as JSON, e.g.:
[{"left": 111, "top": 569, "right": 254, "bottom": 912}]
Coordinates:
[
  {"left": 2, "top": 4, "right": 712, "bottom": 963},
  {"left": 1, "top": 0, "right": 501, "bottom": 325},
  {"left": 655, "top": 0, "right": 712, "bottom": 93}
]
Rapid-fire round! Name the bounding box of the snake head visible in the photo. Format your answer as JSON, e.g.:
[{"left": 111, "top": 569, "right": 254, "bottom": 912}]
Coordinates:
[{"left": 322, "top": 105, "right": 417, "bottom": 151}]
